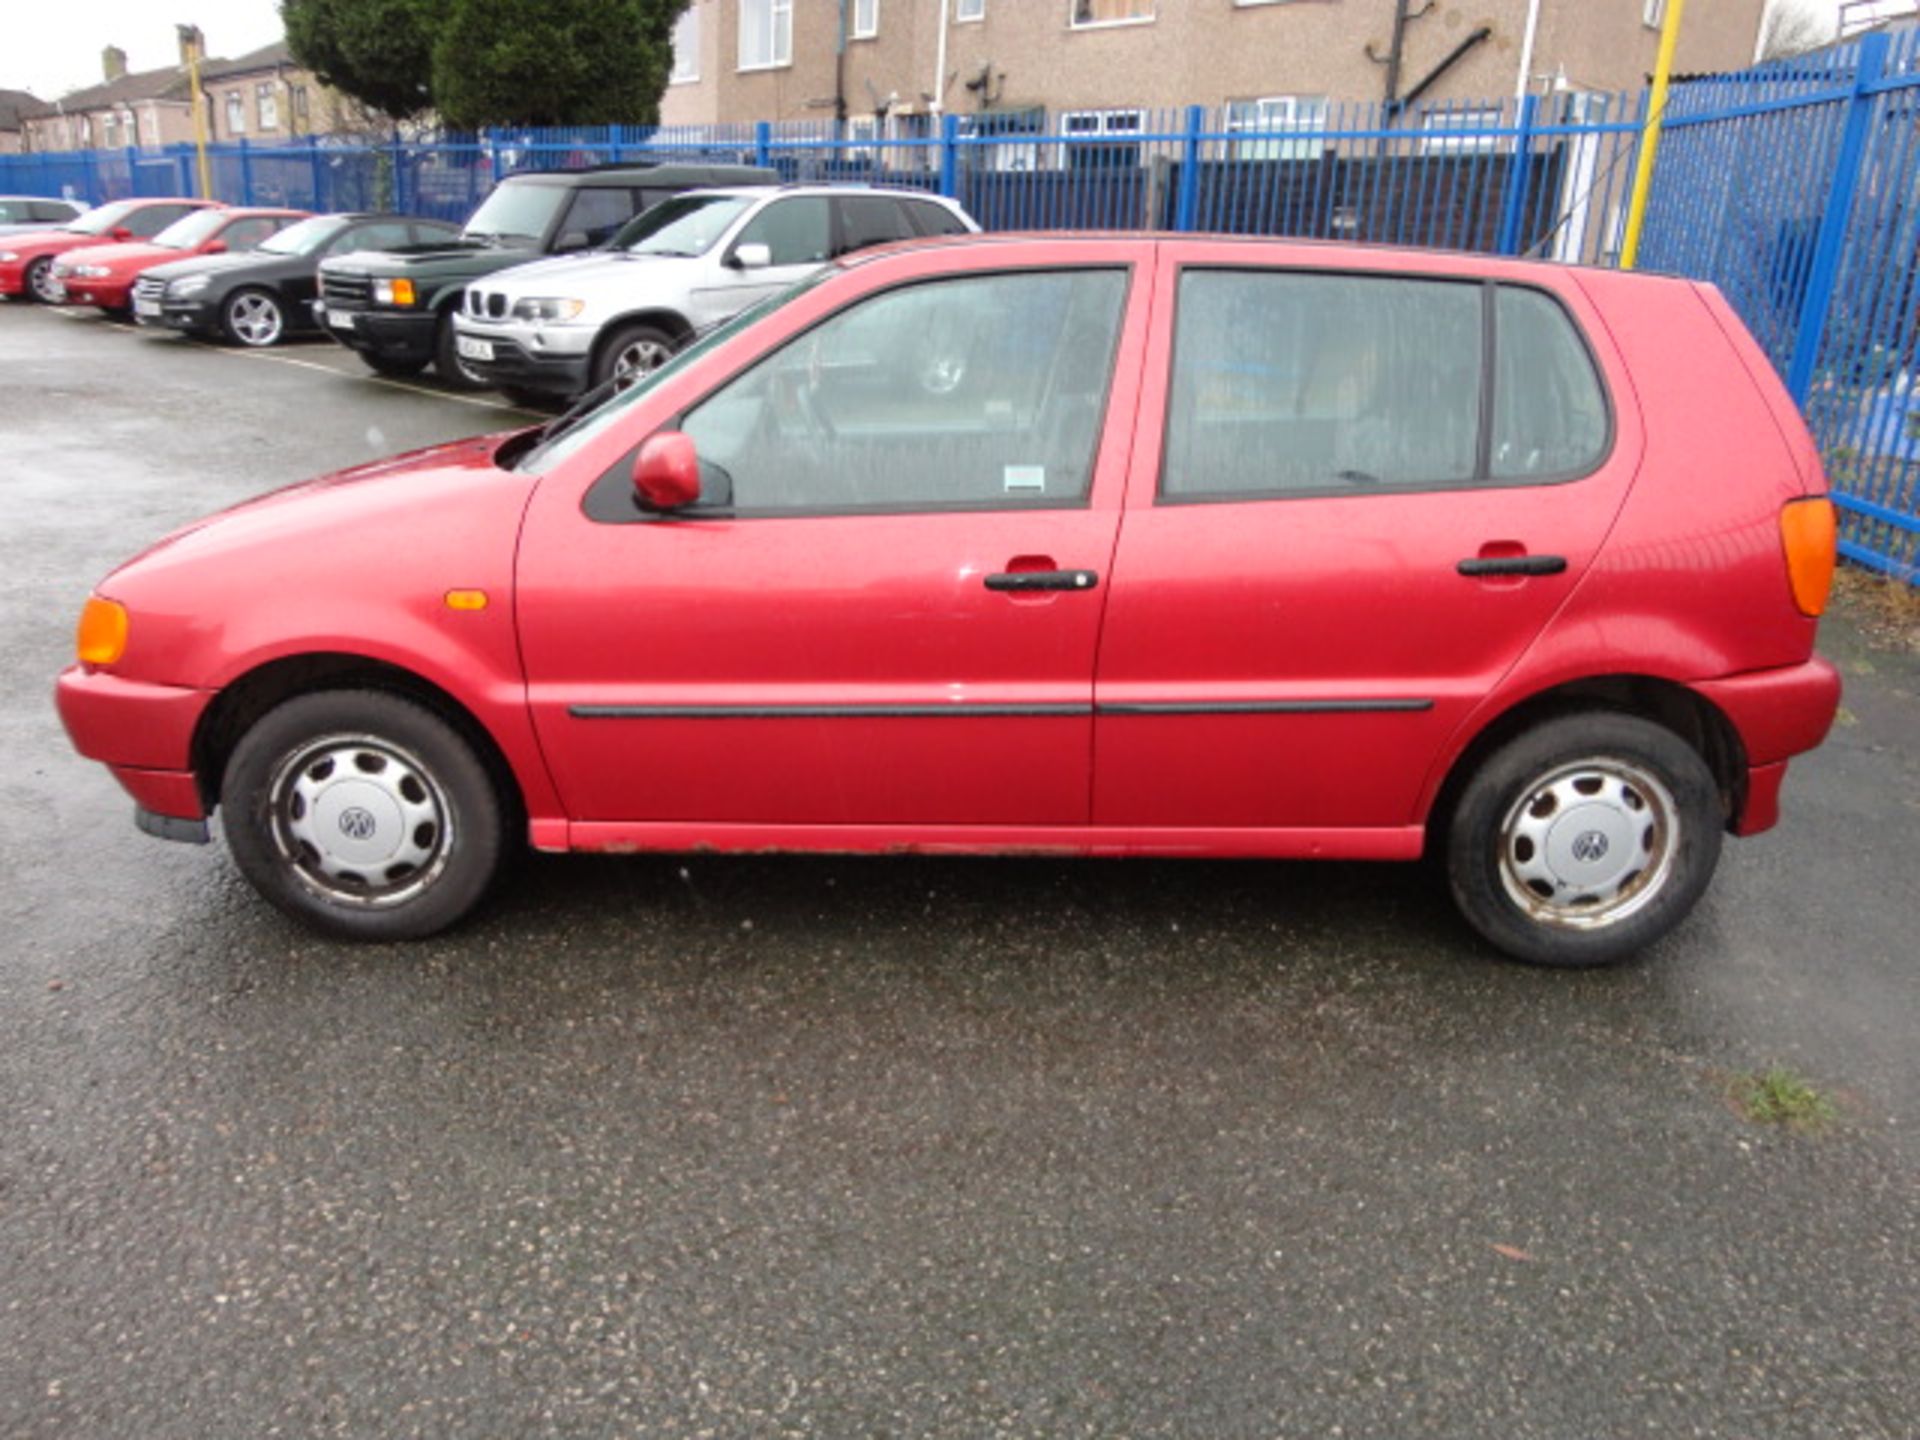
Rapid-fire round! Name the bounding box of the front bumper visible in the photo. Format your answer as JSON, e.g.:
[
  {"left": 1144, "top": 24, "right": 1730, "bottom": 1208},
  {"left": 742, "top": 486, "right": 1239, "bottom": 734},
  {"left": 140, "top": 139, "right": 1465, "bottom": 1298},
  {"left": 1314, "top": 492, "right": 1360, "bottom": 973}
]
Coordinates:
[
  {"left": 56, "top": 665, "right": 213, "bottom": 820},
  {"left": 149, "top": 298, "right": 218, "bottom": 333},
  {"left": 463, "top": 337, "right": 592, "bottom": 396},
  {"left": 55, "top": 277, "right": 134, "bottom": 309},
  {"left": 320, "top": 303, "right": 438, "bottom": 363}
]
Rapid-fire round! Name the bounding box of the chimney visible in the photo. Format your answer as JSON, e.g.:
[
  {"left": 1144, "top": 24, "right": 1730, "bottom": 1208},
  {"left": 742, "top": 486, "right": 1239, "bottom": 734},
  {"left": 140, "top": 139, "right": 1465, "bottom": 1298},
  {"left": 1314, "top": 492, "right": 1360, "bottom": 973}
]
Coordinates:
[{"left": 102, "top": 46, "right": 128, "bottom": 82}]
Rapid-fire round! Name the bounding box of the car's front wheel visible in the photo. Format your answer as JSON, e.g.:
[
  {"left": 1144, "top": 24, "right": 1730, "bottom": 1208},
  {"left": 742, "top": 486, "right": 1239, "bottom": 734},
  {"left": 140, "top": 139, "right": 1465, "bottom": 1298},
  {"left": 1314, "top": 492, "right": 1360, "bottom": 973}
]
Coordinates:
[
  {"left": 221, "top": 689, "right": 505, "bottom": 941},
  {"left": 24, "top": 256, "right": 59, "bottom": 303},
  {"left": 221, "top": 287, "right": 286, "bottom": 347},
  {"left": 593, "top": 322, "right": 678, "bottom": 392},
  {"left": 1446, "top": 712, "right": 1723, "bottom": 967},
  {"left": 434, "top": 312, "right": 488, "bottom": 390}
]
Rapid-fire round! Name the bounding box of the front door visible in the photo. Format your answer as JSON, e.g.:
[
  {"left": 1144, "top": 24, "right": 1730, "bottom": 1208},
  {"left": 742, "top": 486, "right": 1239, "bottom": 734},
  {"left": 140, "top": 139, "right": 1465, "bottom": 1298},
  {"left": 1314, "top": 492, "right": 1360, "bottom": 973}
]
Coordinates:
[
  {"left": 516, "top": 249, "right": 1152, "bottom": 827},
  {"left": 1093, "top": 247, "right": 1640, "bottom": 834}
]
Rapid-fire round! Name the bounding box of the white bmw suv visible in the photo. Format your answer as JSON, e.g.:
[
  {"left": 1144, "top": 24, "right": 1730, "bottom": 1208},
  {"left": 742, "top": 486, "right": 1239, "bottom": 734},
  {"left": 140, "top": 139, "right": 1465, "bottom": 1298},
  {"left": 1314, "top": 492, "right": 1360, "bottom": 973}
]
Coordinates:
[{"left": 451, "top": 184, "right": 978, "bottom": 403}]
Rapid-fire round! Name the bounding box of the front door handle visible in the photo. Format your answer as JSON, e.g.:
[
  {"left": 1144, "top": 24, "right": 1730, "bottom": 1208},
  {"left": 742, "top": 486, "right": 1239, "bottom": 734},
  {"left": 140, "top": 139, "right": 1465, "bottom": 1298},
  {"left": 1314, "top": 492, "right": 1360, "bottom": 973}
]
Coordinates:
[
  {"left": 984, "top": 569, "right": 1100, "bottom": 593},
  {"left": 1457, "top": 555, "right": 1568, "bottom": 578}
]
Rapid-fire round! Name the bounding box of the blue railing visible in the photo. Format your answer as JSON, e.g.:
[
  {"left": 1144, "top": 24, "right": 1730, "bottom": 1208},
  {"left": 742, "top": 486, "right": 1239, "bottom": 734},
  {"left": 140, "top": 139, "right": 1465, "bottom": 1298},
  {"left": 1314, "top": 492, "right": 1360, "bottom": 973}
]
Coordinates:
[{"left": 5, "top": 38, "right": 1920, "bottom": 578}]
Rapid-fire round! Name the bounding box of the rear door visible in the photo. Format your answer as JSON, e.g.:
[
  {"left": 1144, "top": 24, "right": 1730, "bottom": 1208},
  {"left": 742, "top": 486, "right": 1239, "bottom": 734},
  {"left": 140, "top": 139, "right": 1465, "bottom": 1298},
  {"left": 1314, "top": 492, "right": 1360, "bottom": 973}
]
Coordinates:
[{"left": 1092, "top": 244, "right": 1642, "bottom": 833}]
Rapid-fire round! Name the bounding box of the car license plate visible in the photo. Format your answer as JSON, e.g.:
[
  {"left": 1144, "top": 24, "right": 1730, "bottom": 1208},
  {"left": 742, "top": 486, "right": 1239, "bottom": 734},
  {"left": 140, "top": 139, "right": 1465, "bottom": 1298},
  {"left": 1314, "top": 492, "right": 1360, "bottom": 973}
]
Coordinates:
[
  {"left": 134, "top": 297, "right": 162, "bottom": 319},
  {"left": 327, "top": 308, "right": 356, "bottom": 331},
  {"left": 456, "top": 335, "right": 494, "bottom": 362}
]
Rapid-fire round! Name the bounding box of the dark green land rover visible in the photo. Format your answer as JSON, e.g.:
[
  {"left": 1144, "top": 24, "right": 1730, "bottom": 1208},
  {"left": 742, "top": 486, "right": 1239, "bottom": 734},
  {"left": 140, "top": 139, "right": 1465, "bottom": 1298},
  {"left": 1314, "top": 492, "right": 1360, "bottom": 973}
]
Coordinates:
[{"left": 315, "top": 161, "right": 776, "bottom": 388}]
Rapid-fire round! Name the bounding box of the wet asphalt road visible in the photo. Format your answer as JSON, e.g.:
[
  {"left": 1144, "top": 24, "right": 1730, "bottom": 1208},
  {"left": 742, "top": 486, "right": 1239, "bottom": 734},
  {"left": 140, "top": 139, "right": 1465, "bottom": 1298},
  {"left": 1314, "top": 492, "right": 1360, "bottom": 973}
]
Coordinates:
[{"left": 0, "top": 300, "right": 1916, "bottom": 1438}]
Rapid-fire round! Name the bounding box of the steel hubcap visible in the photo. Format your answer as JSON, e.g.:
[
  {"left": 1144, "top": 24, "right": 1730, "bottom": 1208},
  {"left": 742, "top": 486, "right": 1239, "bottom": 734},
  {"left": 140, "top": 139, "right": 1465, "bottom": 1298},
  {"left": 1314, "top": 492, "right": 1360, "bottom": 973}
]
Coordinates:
[
  {"left": 268, "top": 734, "right": 452, "bottom": 908},
  {"left": 231, "top": 294, "right": 281, "bottom": 345},
  {"left": 1498, "top": 758, "right": 1678, "bottom": 930}
]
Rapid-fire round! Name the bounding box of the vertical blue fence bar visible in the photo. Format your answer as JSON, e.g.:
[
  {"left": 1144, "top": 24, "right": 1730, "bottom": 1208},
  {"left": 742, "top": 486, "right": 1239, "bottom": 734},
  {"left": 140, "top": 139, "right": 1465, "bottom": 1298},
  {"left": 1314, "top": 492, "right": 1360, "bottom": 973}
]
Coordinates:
[{"left": 1785, "top": 31, "right": 1887, "bottom": 404}]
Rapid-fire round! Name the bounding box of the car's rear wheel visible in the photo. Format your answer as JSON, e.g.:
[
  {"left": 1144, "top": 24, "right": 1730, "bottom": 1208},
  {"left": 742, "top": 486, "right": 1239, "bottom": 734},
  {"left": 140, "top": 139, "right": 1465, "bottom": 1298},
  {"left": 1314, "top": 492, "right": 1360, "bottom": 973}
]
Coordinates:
[
  {"left": 593, "top": 322, "right": 678, "bottom": 392},
  {"left": 221, "top": 287, "right": 285, "bottom": 347},
  {"left": 24, "top": 256, "right": 59, "bottom": 303},
  {"left": 221, "top": 689, "right": 504, "bottom": 941},
  {"left": 1446, "top": 712, "right": 1722, "bottom": 968},
  {"left": 434, "top": 312, "right": 488, "bottom": 390}
]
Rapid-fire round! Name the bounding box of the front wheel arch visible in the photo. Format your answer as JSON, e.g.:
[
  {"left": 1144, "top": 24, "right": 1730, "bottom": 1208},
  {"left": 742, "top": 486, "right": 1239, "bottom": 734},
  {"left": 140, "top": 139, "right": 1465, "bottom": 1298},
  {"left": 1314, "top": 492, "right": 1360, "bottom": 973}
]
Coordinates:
[
  {"left": 192, "top": 653, "right": 525, "bottom": 833},
  {"left": 1424, "top": 675, "right": 1748, "bottom": 854}
]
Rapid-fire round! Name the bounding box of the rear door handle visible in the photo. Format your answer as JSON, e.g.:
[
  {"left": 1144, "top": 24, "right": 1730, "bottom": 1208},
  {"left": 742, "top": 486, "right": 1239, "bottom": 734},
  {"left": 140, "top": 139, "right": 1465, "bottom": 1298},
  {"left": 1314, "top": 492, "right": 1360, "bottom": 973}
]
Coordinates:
[
  {"left": 1457, "top": 555, "right": 1568, "bottom": 578},
  {"left": 984, "top": 569, "right": 1100, "bottom": 593}
]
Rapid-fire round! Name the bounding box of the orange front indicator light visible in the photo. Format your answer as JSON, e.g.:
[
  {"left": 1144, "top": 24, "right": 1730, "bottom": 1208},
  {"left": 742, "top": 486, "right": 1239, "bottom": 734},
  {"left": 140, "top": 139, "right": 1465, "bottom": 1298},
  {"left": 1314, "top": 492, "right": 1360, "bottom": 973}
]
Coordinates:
[
  {"left": 76, "top": 596, "right": 128, "bottom": 667},
  {"left": 444, "top": 589, "right": 489, "bottom": 611},
  {"left": 1780, "top": 497, "right": 1837, "bottom": 618},
  {"left": 391, "top": 278, "right": 416, "bottom": 306}
]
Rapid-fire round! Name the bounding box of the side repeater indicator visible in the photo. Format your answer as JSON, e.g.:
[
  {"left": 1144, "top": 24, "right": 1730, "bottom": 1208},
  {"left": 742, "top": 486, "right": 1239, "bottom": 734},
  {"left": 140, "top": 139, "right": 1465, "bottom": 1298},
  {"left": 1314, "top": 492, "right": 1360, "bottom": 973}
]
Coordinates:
[{"left": 444, "top": 589, "right": 490, "bottom": 612}]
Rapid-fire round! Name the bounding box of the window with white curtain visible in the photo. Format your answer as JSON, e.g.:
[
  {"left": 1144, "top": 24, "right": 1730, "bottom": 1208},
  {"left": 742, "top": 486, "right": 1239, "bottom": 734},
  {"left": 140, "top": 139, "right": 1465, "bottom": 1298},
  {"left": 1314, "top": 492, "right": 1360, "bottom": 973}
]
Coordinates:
[
  {"left": 670, "top": 5, "right": 701, "bottom": 81},
  {"left": 739, "top": 0, "right": 793, "bottom": 69}
]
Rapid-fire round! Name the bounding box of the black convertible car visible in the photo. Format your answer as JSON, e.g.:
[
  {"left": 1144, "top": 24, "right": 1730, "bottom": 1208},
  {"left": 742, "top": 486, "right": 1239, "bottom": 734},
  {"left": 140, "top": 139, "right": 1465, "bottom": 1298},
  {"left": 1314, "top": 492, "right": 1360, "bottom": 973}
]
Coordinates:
[{"left": 133, "top": 212, "right": 462, "bottom": 347}]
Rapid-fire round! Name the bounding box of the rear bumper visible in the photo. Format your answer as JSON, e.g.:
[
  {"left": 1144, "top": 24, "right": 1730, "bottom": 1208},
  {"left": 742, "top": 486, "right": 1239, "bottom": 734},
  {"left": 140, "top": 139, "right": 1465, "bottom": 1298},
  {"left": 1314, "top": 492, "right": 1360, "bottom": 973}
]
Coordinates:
[
  {"left": 56, "top": 666, "right": 212, "bottom": 819},
  {"left": 1696, "top": 655, "right": 1842, "bottom": 766}
]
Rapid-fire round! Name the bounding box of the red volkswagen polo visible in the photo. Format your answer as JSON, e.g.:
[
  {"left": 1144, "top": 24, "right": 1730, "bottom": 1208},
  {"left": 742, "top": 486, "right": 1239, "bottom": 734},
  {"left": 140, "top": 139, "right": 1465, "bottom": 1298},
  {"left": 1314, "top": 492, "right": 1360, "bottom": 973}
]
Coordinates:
[
  {"left": 55, "top": 235, "right": 1841, "bottom": 965},
  {"left": 50, "top": 205, "right": 307, "bottom": 312}
]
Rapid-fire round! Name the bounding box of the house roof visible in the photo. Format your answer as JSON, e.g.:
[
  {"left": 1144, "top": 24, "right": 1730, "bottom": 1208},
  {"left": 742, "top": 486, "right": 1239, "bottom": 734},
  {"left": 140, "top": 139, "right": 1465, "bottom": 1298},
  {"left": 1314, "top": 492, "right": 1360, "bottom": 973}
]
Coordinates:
[
  {"left": 54, "top": 65, "right": 194, "bottom": 113},
  {"left": 0, "top": 89, "right": 53, "bottom": 131},
  {"left": 199, "top": 41, "right": 296, "bottom": 83}
]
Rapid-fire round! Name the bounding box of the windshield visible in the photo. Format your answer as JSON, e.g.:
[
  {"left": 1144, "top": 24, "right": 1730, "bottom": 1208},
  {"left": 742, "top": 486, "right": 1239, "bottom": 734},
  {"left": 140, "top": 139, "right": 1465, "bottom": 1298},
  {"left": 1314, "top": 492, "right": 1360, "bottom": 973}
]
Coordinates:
[
  {"left": 612, "top": 195, "right": 752, "bottom": 257},
  {"left": 153, "top": 209, "right": 230, "bottom": 249},
  {"left": 463, "top": 182, "right": 568, "bottom": 243},
  {"left": 257, "top": 215, "right": 342, "bottom": 255},
  {"left": 63, "top": 200, "right": 140, "bottom": 235},
  {"left": 516, "top": 270, "right": 834, "bottom": 476}
]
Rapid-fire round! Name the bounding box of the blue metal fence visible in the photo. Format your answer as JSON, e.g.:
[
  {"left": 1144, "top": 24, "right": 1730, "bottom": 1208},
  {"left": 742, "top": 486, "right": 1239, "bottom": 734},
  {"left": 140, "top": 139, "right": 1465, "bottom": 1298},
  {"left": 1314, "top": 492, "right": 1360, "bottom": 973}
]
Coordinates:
[{"left": 5, "top": 41, "right": 1920, "bottom": 577}]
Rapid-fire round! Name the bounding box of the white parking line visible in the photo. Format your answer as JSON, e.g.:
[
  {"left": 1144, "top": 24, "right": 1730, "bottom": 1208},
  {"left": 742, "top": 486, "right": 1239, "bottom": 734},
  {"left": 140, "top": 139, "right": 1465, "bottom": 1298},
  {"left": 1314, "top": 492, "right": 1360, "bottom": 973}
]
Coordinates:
[{"left": 43, "top": 306, "right": 543, "bottom": 417}]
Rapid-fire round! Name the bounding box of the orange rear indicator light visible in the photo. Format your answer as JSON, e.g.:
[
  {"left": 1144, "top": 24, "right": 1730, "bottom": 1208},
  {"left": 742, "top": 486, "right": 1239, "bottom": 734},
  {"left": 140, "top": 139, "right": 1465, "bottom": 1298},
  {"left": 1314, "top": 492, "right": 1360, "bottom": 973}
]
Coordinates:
[
  {"left": 1780, "top": 497, "right": 1837, "bottom": 618},
  {"left": 76, "top": 596, "right": 128, "bottom": 667}
]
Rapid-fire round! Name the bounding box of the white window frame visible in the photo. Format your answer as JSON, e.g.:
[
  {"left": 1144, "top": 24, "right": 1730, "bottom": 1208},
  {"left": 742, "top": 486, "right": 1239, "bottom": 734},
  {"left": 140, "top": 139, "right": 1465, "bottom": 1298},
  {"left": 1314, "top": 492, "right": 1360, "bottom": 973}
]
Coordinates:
[
  {"left": 853, "top": 0, "right": 879, "bottom": 40},
  {"left": 1068, "top": 0, "right": 1155, "bottom": 30},
  {"left": 846, "top": 114, "right": 878, "bottom": 163},
  {"left": 738, "top": 0, "right": 794, "bottom": 71},
  {"left": 256, "top": 81, "right": 279, "bottom": 131},
  {"left": 670, "top": 5, "right": 701, "bottom": 82},
  {"left": 142, "top": 107, "right": 161, "bottom": 146},
  {"left": 1224, "top": 95, "right": 1328, "bottom": 160},
  {"left": 955, "top": 0, "right": 985, "bottom": 19},
  {"left": 225, "top": 90, "right": 246, "bottom": 136},
  {"left": 1419, "top": 106, "right": 1502, "bottom": 154},
  {"left": 1062, "top": 107, "right": 1145, "bottom": 169}
]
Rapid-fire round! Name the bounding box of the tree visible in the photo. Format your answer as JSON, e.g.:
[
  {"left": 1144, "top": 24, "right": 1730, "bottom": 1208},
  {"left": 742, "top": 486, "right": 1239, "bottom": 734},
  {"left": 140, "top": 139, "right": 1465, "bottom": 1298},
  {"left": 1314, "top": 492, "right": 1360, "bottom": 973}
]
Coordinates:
[
  {"left": 1759, "top": 0, "right": 1838, "bottom": 61},
  {"left": 282, "top": 0, "right": 441, "bottom": 120},
  {"left": 431, "top": 0, "right": 689, "bottom": 130}
]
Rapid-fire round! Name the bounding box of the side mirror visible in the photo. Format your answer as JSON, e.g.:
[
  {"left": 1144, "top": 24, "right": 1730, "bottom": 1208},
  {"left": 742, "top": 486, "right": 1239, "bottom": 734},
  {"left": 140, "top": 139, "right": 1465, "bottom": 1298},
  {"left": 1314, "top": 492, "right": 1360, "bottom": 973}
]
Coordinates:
[
  {"left": 730, "top": 242, "right": 772, "bottom": 271},
  {"left": 632, "top": 431, "right": 701, "bottom": 512},
  {"left": 204, "top": 240, "right": 227, "bottom": 254},
  {"left": 111, "top": 226, "right": 133, "bottom": 241}
]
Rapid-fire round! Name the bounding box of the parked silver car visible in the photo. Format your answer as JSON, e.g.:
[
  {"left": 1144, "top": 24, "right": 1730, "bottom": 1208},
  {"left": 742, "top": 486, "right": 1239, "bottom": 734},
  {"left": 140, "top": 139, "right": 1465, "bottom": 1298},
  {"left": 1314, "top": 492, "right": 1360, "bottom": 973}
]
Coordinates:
[
  {"left": 450, "top": 184, "right": 978, "bottom": 402},
  {"left": 0, "top": 195, "right": 85, "bottom": 235}
]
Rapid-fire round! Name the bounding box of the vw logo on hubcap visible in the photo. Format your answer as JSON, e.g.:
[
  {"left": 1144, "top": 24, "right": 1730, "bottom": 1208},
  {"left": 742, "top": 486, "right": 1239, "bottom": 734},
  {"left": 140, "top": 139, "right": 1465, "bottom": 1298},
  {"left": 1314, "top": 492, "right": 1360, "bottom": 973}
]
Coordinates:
[
  {"left": 1571, "top": 830, "right": 1610, "bottom": 863},
  {"left": 338, "top": 807, "right": 378, "bottom": 841}
]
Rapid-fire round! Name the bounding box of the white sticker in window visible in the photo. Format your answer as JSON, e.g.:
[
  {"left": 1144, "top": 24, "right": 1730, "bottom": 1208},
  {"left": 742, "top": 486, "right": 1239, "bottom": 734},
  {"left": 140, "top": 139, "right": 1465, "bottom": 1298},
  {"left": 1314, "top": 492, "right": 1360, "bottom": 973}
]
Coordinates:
[{"left": 1004, "top": 465, "right": 1046, "bottom": 494}]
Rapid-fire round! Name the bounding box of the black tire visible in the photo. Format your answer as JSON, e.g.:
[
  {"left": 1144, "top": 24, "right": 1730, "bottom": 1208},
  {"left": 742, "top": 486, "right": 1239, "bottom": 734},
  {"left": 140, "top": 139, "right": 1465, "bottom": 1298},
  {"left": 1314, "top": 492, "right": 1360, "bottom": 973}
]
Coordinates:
[
  {"left": 220, "top": 689, "right": 505, "bottom": 942},
  {"left": 361, "top": 351, "right": 430, "bottom": 378},
  {"left": 1445, "top": 712, "right": 1723, "bottom": 968},
  {"left": 219, "top": 286, "right": 286, "bottom": 348},
  {"left": 24, "top": 255, "right": 58, "bottom": 304},
  {"left": 434, "top": 311, "right": 488, "bottom": 390},
  {"left": 592, "top": 322, "right": 679, "bottom": 391}
]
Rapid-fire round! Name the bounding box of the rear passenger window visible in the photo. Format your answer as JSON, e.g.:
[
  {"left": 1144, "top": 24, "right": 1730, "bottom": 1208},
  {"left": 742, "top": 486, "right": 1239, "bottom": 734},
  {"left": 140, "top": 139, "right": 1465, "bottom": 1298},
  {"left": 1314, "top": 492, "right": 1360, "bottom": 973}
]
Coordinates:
[
  {"left": 1163, "top": 271, "right": 1482, "bottom": 498},
  {"left": 1491, "top": 287, "right": 1608, "bottom": 478},
  {"left": 834, "top": 196, "right": 912, "bottom": 257},
  {"left": 129, "top": 205, "right": 191, "bottom": 237},
  {"left": 341, "top": 222, "right": 412, "bottom": 252},
  {"left": 559, "top": 188, "right": 634, "bottom": 247},
  {"left": 906, "top": 201, "right": 969, "bottom": 237}
]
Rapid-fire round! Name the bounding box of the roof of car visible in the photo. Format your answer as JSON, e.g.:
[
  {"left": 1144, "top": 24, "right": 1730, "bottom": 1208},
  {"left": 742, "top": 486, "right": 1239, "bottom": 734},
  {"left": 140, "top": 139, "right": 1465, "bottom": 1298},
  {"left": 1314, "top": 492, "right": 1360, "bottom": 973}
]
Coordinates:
[
  {"left": 678, "top": 183, "right": 964, "bottom": 203},
  {"left": 503, "top": 163, "right": 778, "bottom": 186}
]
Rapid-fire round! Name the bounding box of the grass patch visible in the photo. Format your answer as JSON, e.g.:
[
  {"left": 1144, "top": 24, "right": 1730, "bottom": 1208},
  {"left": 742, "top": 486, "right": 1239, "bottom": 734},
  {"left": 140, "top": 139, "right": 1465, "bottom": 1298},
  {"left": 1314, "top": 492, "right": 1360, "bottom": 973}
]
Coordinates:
[{"left": 1732, "top": 1065, "right": 1837, "bottom": 1132}]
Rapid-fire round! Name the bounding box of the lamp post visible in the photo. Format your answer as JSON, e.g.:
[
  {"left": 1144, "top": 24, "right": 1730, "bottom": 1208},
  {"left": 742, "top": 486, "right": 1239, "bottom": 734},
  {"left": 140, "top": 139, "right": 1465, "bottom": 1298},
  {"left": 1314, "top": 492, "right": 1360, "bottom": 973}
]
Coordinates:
[
  {"left": 1621, "top": 0, "right": 1687, "bottom": 270},
  {"left": 177, "top": 23, "right": 213, "bottom": 200}
]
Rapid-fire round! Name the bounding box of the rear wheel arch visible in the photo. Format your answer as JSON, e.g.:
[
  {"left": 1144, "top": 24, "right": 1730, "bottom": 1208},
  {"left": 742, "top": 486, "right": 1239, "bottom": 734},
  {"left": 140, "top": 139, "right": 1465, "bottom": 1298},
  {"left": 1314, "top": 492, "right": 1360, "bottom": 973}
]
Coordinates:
[
  {"left": 191, "top": 653, "right": 525, "bottom": 829},
  {"left": 1426, "top": 675, "right": 1748, "bottom": 848}
]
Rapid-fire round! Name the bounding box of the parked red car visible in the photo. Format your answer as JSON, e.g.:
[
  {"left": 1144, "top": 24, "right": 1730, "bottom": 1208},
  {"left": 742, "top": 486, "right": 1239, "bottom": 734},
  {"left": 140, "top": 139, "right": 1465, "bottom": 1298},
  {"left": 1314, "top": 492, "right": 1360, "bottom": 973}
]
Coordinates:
[
  {"left": 50, "top": 206, "right": 308, "bottom": 312},
  {"left": 55, "top": 235, "right": 1841, "bottom": 965},
  {"left": 0, "top": 197, "right": 217, "bottom": 303}
]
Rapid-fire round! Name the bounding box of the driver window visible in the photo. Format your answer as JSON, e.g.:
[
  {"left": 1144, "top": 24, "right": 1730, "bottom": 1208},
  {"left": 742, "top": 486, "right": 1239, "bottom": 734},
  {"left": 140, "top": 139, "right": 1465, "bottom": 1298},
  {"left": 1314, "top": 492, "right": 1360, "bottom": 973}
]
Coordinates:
[
  {"left": 680, "top": 268, "right": 1128, "bottom": 514},
  {"left": 731, "top": 197, "right": 831, "bottom": 266}
]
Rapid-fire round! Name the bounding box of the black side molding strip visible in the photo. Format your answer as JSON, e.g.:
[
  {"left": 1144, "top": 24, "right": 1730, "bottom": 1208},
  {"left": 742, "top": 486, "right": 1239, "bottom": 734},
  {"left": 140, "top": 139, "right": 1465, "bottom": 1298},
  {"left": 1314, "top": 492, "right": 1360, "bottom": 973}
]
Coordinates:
[{"left": 570, "top": 699, "right": 1434, "bottom": 720}]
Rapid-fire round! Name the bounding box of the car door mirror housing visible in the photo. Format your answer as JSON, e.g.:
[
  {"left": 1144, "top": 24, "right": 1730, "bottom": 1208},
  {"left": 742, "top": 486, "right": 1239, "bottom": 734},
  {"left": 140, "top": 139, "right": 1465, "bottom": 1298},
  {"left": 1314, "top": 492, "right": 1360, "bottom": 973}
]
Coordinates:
[
  {"left": 205, "top": 240, "right": 227, "bottom": 254},
  {"left": 111, "top": 226, "right": 133, "bottom": 241},
  {"left": 730, "top": 242, "right": 772, "bottom": 271},
  {"left": 633, "top": 431, "right": 701, "bottom": 511}
]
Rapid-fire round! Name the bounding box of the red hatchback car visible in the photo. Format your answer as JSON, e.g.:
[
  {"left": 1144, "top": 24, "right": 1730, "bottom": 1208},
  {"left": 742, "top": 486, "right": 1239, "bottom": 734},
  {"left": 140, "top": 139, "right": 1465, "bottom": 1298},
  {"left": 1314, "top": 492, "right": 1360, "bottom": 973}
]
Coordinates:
[
  {"left": 51, "top": 205, "right": 307, "bottom": 312},
  {"left": 55, "top": 235, "right": 1841, "bottom": 965},
  {"left": 0, "top": 197, "right": 217, "bottom": 303}
]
